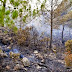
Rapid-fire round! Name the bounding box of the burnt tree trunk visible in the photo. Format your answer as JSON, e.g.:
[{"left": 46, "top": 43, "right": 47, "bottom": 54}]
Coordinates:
[
  {"left": 62, "top": 25, "right": 64, "bottom": 44},
  {"left": 50, "top": 0, "right": 53, "bottom": 49},
  {"left": 46, "top": 39, "right": 49, "bottom": 48}
]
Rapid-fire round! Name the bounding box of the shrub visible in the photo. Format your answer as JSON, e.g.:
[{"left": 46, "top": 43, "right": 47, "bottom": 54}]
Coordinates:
[
  {"left": 39, "top": 37, "right": 50, "bottom": 47},
  {"left": 65, "top": 40, "right": 72, "bottom": 53},
  {"left": 16, "top": 27, "right": 31, "bottom": 46},
  {"left": 65, "top": 40, "right": 72, "bottom": 67},
  {"left": 14, "top": 26, "right": 39, "bottom": 46},
  {"left": 65, "top": 54, "right": 72, "bottom": 67}
]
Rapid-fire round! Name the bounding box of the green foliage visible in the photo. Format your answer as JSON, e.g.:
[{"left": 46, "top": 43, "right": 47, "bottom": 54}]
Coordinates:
[
  {"left": 23, "top": 1, "right": 27, "bottom": 4},
  {"left": 4, "top": 30, "right": 8, "bottom": 34},
  {"left": 0, "top": 8, "right": 3, "bottom": 19},
  {"left": 8, "top": 24, "right": 18, "bottom": 33},
  {"left": 65, "top": 40, "right": 72, "bottom": 53},
  {"left": 23, "top": 15, "right": 28, "bottom": 22},
  {"left": 5, "top": 10, "right": 10, "bottom": 15},
  {"left": 12, "top": 26, "right": 18, "bottom": 33},
  {"left": 10, "top": 0, "right": 20, "bottom": 6},
  {"left": 14, "top": 1, "right": 20, "bottom": 7},
  {"left": 19, "top": 9, "right": 23, "bottom": 12},
  {"left": 41, "top": 3, "right": 45, "bottom": 10},
  {"left": 24, "top": 6, "right": 26, "bottom": 10},
  {"left": 33, "top": 9, "right": 36, "bottom": 16},
  {"left": 45, "top": 0, "right": 47, "bottom": 3},
  {"left": 10, "top": 20, "right": 14, "bottom": 25},
  {"left": 37, "top": 8, "right": 39, "bottom": 14},
  {"left": 29, "top": 5, "right": 31, "bottom": 10},
  {"left": 10, "top": 0, "right": 14, "bottom": 4},
  {"left": 0, "top": 0, "right": 2, "bottom": 2},
  {"left": 0, "top": 7, "right": 4, "bottom": 26},
  {"left": 12, "top": 10, "right": 18, "bottom": 19},
  {"left": 5, "top": 15, "right": 10, "bottom": 23}
]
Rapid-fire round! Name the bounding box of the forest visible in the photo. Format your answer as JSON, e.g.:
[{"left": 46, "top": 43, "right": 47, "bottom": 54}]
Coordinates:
[{"left": 0, "top": 0, "right": 72, "bottom": 72}]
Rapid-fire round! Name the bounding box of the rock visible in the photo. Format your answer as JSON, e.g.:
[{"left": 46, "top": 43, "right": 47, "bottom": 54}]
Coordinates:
[
  {"left": 49, "top": 53, "right": 56, "bottom": 59},
  {"left": 12, "top": 53, "right": 20, "bottom": 58},
  {"left": 7, "top": 46, "right": 11, "bottom": 49},
  {"left": 2, "top": 36, "right": 12, "bottom": 45},
  {"left": 44, "top": 54, "right": 48, "bottom": 58},
  {"left": 0, "top": 30, "right": 2, "bottom": 33},
  {"left": 21, "top": 57, "right": 30, "bottom": 66},
  {"left": 14, "top": 64, "right": 24, "bottom": 70},
  {"left": 3, "top": 49, "right": 11, "bottom": 55},
  {"left": 9, "top": 51, "right": 14, "bottom": 58},
  {"left": 12, "top": 49, "right": 19, "bottom": 53},
  {"left": 23, "top": 68, "right": 27, "bottom": 71},
  {"left": 41, "top": 59, "right": 45, "bottom": 63},
  {"left": 56, "top": 53, "right": 65, "bottom": 60},
  {"left": 9, "top": 51, "right": 20, "bottom": 59},
  {"left": 34, "top": 50, "right": 38, "bottom": 54},
  {"left": 2, "top": 37, "right": 8, "bottom": 44},
  {"left": 6, "top": 65, "right": 10, "bottom": 70},
  {"left": 52, "top": 49, "right": 56, "bottom": 54},
  {"left": 0, "top": 46, "right": 1, "bottom": 49},
  {"left": 0, "top": 49, "right": 3, "bottom": 53},
  {"left": 36, "top": 65, "right": 41, "bottom": 69},
  {"left": 8, "top": 37, "right": 12, "bottom": 41},
  {"left": 20, "top": 54, "right": 24, "bottom": 59},
  {"left": 0, "top": 53, "right": 8, "bottom": 58},
  {"left": 36, "top": 53, "right": 43, "bottom": 59}
]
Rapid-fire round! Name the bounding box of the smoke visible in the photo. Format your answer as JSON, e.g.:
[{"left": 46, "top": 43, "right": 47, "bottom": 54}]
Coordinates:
[{"left": 24, "top": 12, "right": 72, "bottom": 40}]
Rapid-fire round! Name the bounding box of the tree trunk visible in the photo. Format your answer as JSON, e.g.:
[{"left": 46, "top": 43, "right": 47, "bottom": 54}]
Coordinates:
[
  {"left": 32, "top": 26, "right": 35, "bottom": 45},
  {"left": 20, "top": 12, "right": 22, "bottom": 30},
  {"left": 69, "top": 28, "right": 71, "bottom": 39},
  {"left": 62, "top": 25, "right": 64, "bottom": 43},
  {"left": 46, "top": 40, "right": 48, "bottom": 48},
  {"left": 50, "top": 0, "right": 53, "bottom": 49},
  {"left": 34, "top": 37, "right": 35, "bottom": 45}
]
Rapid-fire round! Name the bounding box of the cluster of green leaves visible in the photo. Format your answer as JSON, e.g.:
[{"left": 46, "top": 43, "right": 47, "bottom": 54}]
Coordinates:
[
  {"left": 5, "top": 15, "right": 18, "bottom": 33},
  {"left": 10, "top": 0, "right": 20, "bottom": 7},
  {"left": 12, "top": 10, "right": 18, "bottom": 19},
  {"left": 41, "top": 3, "right": 45, "bottom": 10},
  {"left": 5, "top": 10, "right": 10, "bottom": 15},
  {"left": 4, "top": 9, "right": 18, "bottom": 33},
  {"left": 23, "top": 15, "right": 28, "bottom": 22},
  {"left": 0, "top": 6, "right": 4, "bottom": 26},
  {"left": 33, "top": 9, "right": 36, "bottom": 16}
]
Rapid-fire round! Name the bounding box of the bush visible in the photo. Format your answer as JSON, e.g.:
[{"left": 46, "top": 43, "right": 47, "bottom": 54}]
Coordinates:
[
  {"left": 39, "top": 37, "right": 50, "bottom": 47},
  {"left": 15, "top": 27, "right": 31, "bottom": 46},
  {"left": 65, "top": 54, "right": 72, "bottom": 67},
  {"left": 14, "top": 26, "right": 39, "bottom": 46},
  {"left": 65, "top": 40, "right": 72, "bottom": 67},
  {"left": 65, "top": 40, "right": 72, "bottom": 53}
]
